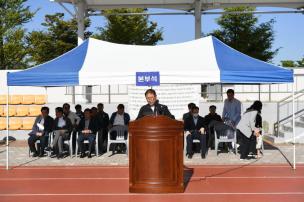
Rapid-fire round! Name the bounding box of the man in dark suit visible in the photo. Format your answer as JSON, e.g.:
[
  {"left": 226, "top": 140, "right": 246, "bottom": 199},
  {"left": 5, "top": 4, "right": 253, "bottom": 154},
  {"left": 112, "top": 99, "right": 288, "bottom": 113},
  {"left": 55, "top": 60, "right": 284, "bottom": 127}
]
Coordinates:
[
  {"left": 136, "top": 89, "right": 175, "bottom": 120},
  {"left": 28, "top": 106, "right": 54, "bottom": 157},
  {"left": 108, "top": 104, "right": 130, "bottom": 153},
  {"left": 97, "top": 103, "right": 110, "bottom": 154},
  {"left": 77, "top": 108, "right": 99, "bottom": 158},
  {"left": 184, "top": 106, "right": 207, "bottom": 159},
  {"left": 204, "top": 105, "right": 222, "bottom": 148},
  {"left": 182, "top": 103, "right": 196, "bottom": 121}
]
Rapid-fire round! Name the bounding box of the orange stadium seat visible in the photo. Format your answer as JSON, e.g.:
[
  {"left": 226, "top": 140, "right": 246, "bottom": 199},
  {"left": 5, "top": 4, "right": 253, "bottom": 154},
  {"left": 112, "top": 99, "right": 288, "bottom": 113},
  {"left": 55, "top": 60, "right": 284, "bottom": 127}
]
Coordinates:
[
  {"left": 22, "top": 117, "right": 36, "bottom": 130},
  {"left": 28, "top": 106, "right": 41, "bottom": 117},
  {"left": 16, "top": 106, "right": 29, "bottom": 117},
  {"left": 9, "top": 118, "right": 22, "bottom": 130},
  {"left": 0, "top": 95, "right": 8, "bottom": 105},
  {"left": 9, "top": 95, "right": 23, "bottom": 105},
  {"left": 22, "top": 95, "right": 35, "bottom": 105},
  {"left": 0, "top": 118, "right": 7, "bottom": 130},
  {"left": 3, "top": 106, "right": 17, "bottom": 117},
  {"left": 35, "top": 95, "right": 47, "bottom": 105},
  {"left": 0, "top": 106, "right": 4, "bottom": 116}
]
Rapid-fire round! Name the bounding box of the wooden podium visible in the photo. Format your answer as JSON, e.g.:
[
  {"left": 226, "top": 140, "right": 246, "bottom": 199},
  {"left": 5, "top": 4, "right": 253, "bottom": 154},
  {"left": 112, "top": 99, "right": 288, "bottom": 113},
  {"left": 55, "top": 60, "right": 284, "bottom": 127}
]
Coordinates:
[{"left": 129, "top": 115, "right": 184, "bottom": 193}]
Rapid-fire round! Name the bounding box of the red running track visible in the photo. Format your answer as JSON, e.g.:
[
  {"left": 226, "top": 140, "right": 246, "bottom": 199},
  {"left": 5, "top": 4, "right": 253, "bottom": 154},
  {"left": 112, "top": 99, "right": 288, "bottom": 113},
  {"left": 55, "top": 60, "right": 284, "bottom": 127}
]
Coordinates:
[{"left": 0, "top": 164, "right": 303, "bottom": 202}]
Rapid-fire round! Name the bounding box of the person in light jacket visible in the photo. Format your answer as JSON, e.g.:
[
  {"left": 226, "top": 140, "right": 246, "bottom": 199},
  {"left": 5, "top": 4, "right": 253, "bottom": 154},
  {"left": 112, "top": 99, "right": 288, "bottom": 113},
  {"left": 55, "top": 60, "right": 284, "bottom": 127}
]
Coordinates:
[{"left": 237, "top": 101, "right": 263, "bottom": 160}]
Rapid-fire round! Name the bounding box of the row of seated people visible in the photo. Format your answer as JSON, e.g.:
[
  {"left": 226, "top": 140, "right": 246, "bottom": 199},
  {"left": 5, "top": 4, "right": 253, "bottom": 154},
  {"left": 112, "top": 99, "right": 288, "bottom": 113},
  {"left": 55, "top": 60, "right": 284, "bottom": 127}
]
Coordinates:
[
  {"left": 183, "top": 103, "right": 225, "bottom": 159},
  {"left": 0, "top": 95, "right": 46, "bottom": 105},
  {"left": 28, "top": 103, "right": 130, "bottom": 158},
  {"left": 182, "top": 101, "right": 263, "bottom": 160}
]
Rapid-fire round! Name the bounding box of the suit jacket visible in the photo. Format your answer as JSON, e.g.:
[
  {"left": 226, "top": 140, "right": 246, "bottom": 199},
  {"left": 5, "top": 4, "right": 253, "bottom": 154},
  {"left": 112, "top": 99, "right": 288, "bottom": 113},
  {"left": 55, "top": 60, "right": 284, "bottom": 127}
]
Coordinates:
[
  {"left": 182, "top": 112, "right": 191, "bottom": 121},
  {"left": 110, "top": 112, "right": 130, "bottom": 126},
  {"left": 29, "top": 115, "right": 54, "bottom": 136},
  {"left": 77, "top": 118, "right": 99, "bottom": 134},
  {"left": 136, "top": 100, "right": 175, "bottom": 120},
  {"left": 237, "top": 110, "right": 258, "bottom": 138},
  {"left": 204, "top": 113, "right": 222, "bottom": 127},
  {"left": 97, "top": 111, "right": 110, "bottom": 129},
  {"left": 53, "top": 116, "right": 73, "bottom": 132},
  {"left": 184, "top": 115, "right": 206, "bottom": 132}
]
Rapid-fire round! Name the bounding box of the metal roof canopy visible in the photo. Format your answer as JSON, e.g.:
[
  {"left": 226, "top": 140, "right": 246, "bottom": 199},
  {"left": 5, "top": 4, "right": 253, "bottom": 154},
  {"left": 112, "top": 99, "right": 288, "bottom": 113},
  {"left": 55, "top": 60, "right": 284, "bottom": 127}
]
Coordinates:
[{"left": 52, "top": 0, "right": 304, "bottom": 11}]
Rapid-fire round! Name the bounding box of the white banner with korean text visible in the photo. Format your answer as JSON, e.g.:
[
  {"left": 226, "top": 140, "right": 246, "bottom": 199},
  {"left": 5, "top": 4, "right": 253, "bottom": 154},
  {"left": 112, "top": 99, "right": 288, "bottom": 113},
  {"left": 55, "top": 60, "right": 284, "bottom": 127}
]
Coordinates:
[{"left": 128, "top": 84, "right": 201, "bottom": 120}]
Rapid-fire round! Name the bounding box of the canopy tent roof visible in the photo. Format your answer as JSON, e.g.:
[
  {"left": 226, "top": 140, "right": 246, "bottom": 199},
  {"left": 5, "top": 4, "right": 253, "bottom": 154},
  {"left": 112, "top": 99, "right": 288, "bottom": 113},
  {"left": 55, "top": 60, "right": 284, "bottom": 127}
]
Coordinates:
[
  {"left": 52, "top": 0, "right": 304, "bottom": 11},
  {"left": 7, "top": 36, "right": 293, "bottom": 86}
]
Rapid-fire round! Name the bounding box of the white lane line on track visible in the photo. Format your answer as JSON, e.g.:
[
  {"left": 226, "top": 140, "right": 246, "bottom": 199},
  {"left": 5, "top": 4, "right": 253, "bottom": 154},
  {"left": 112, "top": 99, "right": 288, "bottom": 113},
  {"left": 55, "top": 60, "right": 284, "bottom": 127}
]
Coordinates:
[
  {"left": 0, "top": 176, "right": 303, "bottom": 181},
  {"left": 0, "top": 192, "right": 304, "bottom": 196}
]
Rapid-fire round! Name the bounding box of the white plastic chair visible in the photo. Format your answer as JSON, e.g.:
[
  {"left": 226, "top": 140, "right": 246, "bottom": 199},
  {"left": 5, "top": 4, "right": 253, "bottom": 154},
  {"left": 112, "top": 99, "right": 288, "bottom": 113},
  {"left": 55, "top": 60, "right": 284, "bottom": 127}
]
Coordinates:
[
  {"left": 183, "top": 131, "right": 204, "bottom": 155},
  {"left": 75, "top": 131, "right": 99, "bottom": 157},
  {"left": 214, "top": 127, "right": 237, "bottom": 155},
  {"left": 107, "top": 125, "right": 128, "bottom": 155}
]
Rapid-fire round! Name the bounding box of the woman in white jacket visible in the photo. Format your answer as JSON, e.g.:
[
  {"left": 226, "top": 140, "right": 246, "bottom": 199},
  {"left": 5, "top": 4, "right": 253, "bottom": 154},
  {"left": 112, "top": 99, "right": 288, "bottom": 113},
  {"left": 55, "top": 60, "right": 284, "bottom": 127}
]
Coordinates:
[{"left": 237, "top": 101, "right": 262, "bottom": 160}]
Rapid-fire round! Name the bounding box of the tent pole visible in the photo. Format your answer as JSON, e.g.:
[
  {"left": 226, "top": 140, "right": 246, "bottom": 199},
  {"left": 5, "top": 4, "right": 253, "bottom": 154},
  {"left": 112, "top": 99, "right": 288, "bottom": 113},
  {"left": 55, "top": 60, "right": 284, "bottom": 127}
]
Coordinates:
[
  {"left": 292, "top": 81, "right": 296, "bottom": 170},
  {"left": 194, "top": 0, "right": 202, "bottom": 39},
  {"left": 6, "top": 85, "right": 9, "bottom": 170}
]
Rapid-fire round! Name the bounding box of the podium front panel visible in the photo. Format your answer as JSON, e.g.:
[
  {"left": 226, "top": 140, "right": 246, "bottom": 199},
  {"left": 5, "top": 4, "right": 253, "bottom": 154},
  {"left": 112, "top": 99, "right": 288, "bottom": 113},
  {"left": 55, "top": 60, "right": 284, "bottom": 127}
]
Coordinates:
[{"left": 129, "top": 115, "right": 184, "bottom": 193}]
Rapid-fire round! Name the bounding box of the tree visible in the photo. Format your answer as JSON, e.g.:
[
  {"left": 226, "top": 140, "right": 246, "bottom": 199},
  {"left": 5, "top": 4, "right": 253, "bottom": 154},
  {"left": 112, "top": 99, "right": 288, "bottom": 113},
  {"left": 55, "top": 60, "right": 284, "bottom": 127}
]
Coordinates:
[
  {"left": 93, "top": 8, "right": 163, "bottom": 45},
  {"left": 0, "top": 0, "right": 35, "bottom": 70},
  {"left": 281, "top": 60, "right": 296, "bottom": 67},
  {"left": 281, "top": 57, "right": 304, "bottom": 67},
  {"left": 27, "top": 13, "right": 91, "bottom": 65},
  {"left": 208, "top": 6, "right": 278, "bottom": 62}
]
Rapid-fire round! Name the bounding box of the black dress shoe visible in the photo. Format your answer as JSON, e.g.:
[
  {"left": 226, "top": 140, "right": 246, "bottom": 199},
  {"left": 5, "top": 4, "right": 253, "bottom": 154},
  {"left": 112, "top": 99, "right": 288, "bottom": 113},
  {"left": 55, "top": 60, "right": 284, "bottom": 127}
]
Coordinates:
[
  {"left": 88, "top": 153, "right": 92, "bottom": 158},
  {"left": 38, "top": 153, "right": 44, "bottom": 157},
  {"left": 32, "top": 152, "right": 39, "bottom": 157},
  {"left": 188, "top": 154, "right": 193, "bottom": 159},
  {"left": 57, "top": 153, "right": 64, "bottom": 159},
  {"left": 201, "top": 154, "right": 206, "bottom": 159},
  {"left": 80, "top": 153, "right": 85, "bottom": 158}
]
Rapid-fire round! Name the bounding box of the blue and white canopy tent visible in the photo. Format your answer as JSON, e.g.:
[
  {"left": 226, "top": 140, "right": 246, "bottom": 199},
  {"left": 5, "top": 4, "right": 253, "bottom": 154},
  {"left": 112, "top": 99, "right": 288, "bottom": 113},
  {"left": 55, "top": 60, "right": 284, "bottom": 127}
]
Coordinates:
[
  {"left": 8, "top": 36, "right": 292, "bottom": 86},
  {"left": 5, "top": 36, "right": 295, "bottom": 169}
]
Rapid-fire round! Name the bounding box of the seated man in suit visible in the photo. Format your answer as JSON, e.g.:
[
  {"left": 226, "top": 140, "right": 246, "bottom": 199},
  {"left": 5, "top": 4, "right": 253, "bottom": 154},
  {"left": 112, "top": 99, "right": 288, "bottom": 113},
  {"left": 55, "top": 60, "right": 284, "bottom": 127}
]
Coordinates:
[
  {"left": 204, "top": 105, "right": 222, "bottom": 149},
  {"left": 52, "top": 107, "right": 72, "bottom": 159},
  {"left": 97, "top": 103, "right": 110, "bottom": 154},
  {"left": 28, "top": 106, "right": 54, "bottom": 157},
  {"left": 136, "top": 89, "right": 175, "bottom": 120},
  {"left": 109, "top": 104, "right": 130, "bottom": 153},
  {"left": 184, "top": 106, "right": 207, "bottom": 159},
  {"left": 77, "top": 108, "right": 99, "bottom": 158},
  {"left": 109, "top": 104, "right": 130, "bottom": 129}
]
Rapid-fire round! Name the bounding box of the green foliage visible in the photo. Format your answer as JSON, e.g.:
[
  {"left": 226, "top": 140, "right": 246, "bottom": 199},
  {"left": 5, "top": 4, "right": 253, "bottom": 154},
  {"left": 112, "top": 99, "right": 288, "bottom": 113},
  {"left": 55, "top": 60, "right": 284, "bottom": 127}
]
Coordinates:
[
  {"left": 93, "top": 8, "right": 163, "bottom": 45},
  {"left": 27, "top": 13, "right": 91, "bottom": 65},
  {"left": 281, "top": 57, "right": 304, "bottom": 68},
  {"left": 281, "top": 60, "right": 296, "bottom": 67},
  {"left": 209, "top": 6, "right": 278, "bottom": 62},
  {"left": 0, "top": 0, "right": 35, "bottom": 69}
]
